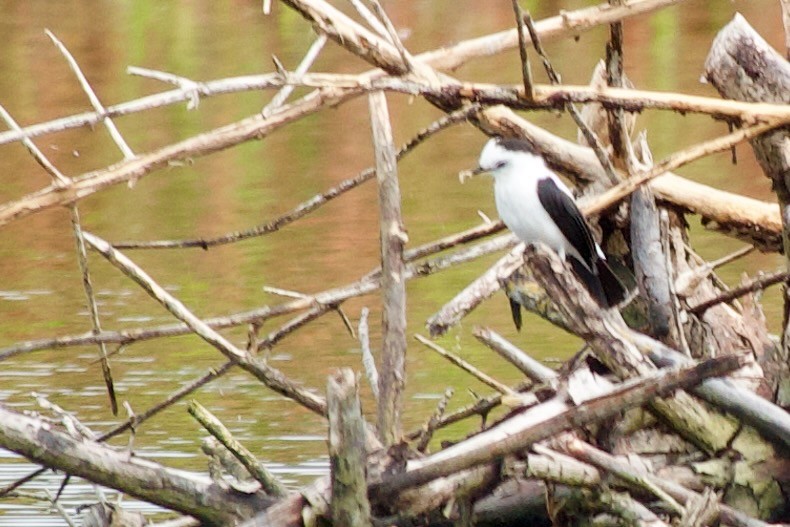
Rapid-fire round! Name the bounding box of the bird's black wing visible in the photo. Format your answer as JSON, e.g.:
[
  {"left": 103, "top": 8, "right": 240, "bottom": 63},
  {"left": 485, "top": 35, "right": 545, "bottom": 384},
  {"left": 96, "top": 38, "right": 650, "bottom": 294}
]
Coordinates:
[{"left": 536, "top": 178, "right": 597, "bottom": 269}]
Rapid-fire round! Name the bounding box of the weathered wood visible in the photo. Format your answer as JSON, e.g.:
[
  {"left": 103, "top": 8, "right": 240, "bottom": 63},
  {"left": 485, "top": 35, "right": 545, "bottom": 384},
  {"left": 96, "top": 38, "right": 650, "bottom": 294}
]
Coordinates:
[
  {"left": 427, "top": 243, "right": 523, "bottom": 336},
  {"left": 560, "top": 438, "right": 773, "bottom": 527},
  {"left": 369, "top": 91, "right": 408, "bottom": 445},
  {"left": 327, "top": 369, "right": 371, "bottom": 527},
  {"left": 188, "top": 400, "right": 288, "bottom": 497},
  {"left": 370, "top": 353, "right": 743, "bottom": 497},
  {"left": 630, "top": 186, "right": 674, "bottom": 340},
  {"left": 0, "top": 405, "right": 271, "bottom": 525},
  {"left": 703, "top": 12, "right": 790, "bottom": 412}
]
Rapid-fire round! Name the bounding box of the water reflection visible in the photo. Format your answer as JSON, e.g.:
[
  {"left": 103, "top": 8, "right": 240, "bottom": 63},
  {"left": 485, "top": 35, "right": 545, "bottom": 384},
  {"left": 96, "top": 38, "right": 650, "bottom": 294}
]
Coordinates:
[{"left": 0, "top": 0, "right": 785, "bottom": 524}]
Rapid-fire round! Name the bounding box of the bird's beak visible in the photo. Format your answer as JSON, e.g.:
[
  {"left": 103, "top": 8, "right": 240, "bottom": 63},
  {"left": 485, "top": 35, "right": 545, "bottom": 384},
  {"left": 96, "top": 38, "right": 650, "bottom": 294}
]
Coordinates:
[{"left": 458, "top": 166, "right": 486, "bottom": 184}]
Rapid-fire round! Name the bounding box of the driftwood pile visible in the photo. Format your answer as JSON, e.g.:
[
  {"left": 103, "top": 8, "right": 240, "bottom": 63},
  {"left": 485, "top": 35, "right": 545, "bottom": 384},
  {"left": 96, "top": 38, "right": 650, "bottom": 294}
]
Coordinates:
[{"left": 0, "top": 1, "right": 788, "bottom": 526}]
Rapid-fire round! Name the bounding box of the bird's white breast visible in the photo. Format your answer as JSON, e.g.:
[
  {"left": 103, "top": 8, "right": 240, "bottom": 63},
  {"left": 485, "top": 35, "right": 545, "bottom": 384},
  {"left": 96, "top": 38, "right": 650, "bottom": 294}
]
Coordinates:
[{"left": 493, "top": 163, "right": 578, "bottom": 261}]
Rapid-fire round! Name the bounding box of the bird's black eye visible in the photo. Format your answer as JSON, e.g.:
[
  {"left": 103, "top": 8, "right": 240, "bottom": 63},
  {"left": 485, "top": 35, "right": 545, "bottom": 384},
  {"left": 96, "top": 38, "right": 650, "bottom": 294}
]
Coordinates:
[{"left": 494, "top": 160, "right": 507, "bottom": 169}]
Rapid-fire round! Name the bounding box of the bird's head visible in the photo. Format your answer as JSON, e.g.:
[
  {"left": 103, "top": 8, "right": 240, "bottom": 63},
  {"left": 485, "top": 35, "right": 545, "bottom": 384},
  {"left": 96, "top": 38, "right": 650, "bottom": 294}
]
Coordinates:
[{"left": 459, "top": 137, "right": 542, "bottom": 183}]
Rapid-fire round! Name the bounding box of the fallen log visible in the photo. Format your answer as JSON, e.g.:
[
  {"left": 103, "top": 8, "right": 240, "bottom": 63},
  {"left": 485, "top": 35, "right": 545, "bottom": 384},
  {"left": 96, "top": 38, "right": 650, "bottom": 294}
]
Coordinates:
[{"left": 0, "top": 405, "right": 271, "bottom": 525}]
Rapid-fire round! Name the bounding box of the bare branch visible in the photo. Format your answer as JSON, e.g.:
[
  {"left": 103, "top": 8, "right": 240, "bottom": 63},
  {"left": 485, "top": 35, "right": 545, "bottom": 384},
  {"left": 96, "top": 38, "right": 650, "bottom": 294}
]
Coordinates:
[
  {"left": 369, "top": 91, "right": 407, "bottom": 445},
  {"left": 82, "top": 232, "right": 329, "bottom": 417},
  {"left": 45, "top": 30, "right": 135, "bottom": 160},
  {"left": 0, "top": 105, "right": 70, "bottom": 186},
  {"left": 70, "top": 207, "right": 118, "bottom": 416},
  {"left": 414, "top": 334, "right": 516, "bottom": 396},
  {"left": 188, "top": 400, "right": 288, "bottom": 497}
]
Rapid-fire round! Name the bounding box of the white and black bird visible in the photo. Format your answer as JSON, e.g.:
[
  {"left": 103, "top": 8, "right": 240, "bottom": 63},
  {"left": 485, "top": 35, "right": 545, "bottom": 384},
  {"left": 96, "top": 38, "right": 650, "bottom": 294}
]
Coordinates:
[{"left": 470, "top": 136, "right": 628, "bottom": 309}]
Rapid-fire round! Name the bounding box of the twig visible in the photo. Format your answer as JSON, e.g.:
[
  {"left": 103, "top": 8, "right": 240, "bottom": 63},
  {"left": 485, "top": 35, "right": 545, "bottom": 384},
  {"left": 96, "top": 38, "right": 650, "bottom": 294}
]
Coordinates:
[
  {"left": 558, "top": 437, "right": 768, "bottom": 527},
  {"left": 522, "top": 13, "right": 619, "bottom": 184},
  {"left": 426, "top": 242, "right": 522, "bottom": 337},
  {"left": 262, "top": 286, "right": 310, "bottom": 299},
  {"left": 358, "top": 307, "right": 379, "bottom": 401},
  {"left": 369, "top": 91, "right": 407, "bottom": 445},
  {"left": 583, "top": 120, "right": 782, "bottom": 216},
  {"left": 82, "top": 231, "right": 329, "bottom": 417},
  {"left": 0, "top": 105, "right": 70, "bottom": 186},
  {"left": 556, "top": 438, "right": 685, "bottom": 515},
  {"left": 335, "top": 306, "right": 356, "bottom": 339},
  {"left": 604, "top": 0, "right": 632, "bottom": 168},
  {"left": 188, "top": 400, "right": 288, "bottom": 497},
  {"left": 406, "top": 381, "right": 533, "bottom": 443},
  {"left": 366, "top": 0, "right": 415, "bottom": 72},
  {"left": 415, "top": 387, "right": 454, "bottom": 453},
  {"left": 111, "top": 103, "right": 478, "bottom": 250},
  {"left": 263, "top": 34, "right": 328, "bottom": 117},
  {"left": 44, "top": 489, "right": 78, "bottom": 527},
  {"left": 45, "top": 30, "right": 135, "bottom": 160},
  {"left": 0, "top": 0, "right": 680, "bottom": 151},
  {"left": 70, "top": 206, "right": 118, "bottom": 416},
  {"left": 0, "top": 227, "right": 514, "bottom": 361},
  {"left": 674, "top": 244, "right": 755, "bottom": 298},
  {"left": 257, "top": 304, "right": 333, "bottom": 351},
  {"left": 348, "top": 0, "right": 388, "bottom": 37},
  {"left": 414, "top": 334, "right": 516, "bottom": 396},
  {"left": 472, "top": 327, "right": 557, "bottom": 384},
  {"left": 0, "top": 78, "right": 787, "bottom": 232},
  {"left": 689, "top": 269, "right": 790, "bottom": 315},
  {"left": 116, "top": 362, "right": 234, "bottom": 445},
  {"left": 511, "top": 1, "right": 534, "bottom": 100},
  {"left": 128, "top": 66, "right": 204, "bottom": 110}
]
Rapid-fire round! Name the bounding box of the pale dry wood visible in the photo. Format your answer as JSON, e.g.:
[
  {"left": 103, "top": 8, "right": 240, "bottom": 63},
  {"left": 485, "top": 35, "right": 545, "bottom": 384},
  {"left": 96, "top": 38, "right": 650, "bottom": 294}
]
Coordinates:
[
  {"left": 472, "top": 326, "right": 558, "bottom": 384},
  {"left": 0, "top": 105, "right": 70, "bottom": 185},
  {"left": 583, "top": 120, "right": 782, "bottom": 217},
  {"left": 369, "top": 91, "right": 407, "bottom": 445},
  {"left": 689, "top": 269, "right": 790, "bottom": 315},
  {"left": 0, "top": 87, "right": 344, "bottom": 228},
  {"left": 426, "top": 241, "right": 522, "bottom": 337},
  {"left": 45, "top": 30, "right": 135, "bottom": 160},
  {"left": 528, "top": 246, "right": 790, "bottom": 449},
  {"left": 113, "top": 102, "right": 479, "bottom": 250},
  {"left": 414, "top": 387, "right": 453, "bottom": 453},
  {"left": 520, "top": 11, "right": 620, "bottom": 185},
  {"left": 418, "top": 0, "right": 684, "bottom": 72},
  {"left": 511, "top": 0, "right": 535, "bottom": 100},
  {"left": 429, "top": 119, "right": 782, "bottom": 337},
  {"left": 1, "top": 4, "right": 783, "bottom": 233},
  {"left": 704, "top": 13, "right": 790, "bottom": 408},
  {"left": 263, "top": 34, "right": 328, "bottom": 117},
  {"left": 0, "top": 0, "right": 682, "bottom": 151},
  {"left": 559, "top": 437, "right": 772, "bottom": 527},
  {"left": 370, "top": 355, "right": 743, "bottom": 497},
  {"left": 358, "top": 307, "right": 379, "bottom": 401},
  {"left": 82, "top": 232, "right": 330, "bottom": 418},
  {"left": 414, "top": 334, "right": 516, "bottom": 396}
]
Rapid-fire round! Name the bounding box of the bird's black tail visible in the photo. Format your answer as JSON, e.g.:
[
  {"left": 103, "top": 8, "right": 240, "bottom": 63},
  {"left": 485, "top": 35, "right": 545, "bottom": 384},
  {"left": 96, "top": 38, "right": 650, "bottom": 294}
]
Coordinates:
[{"left": 569, "top": 257, "right": 629, "bottom": 308}]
